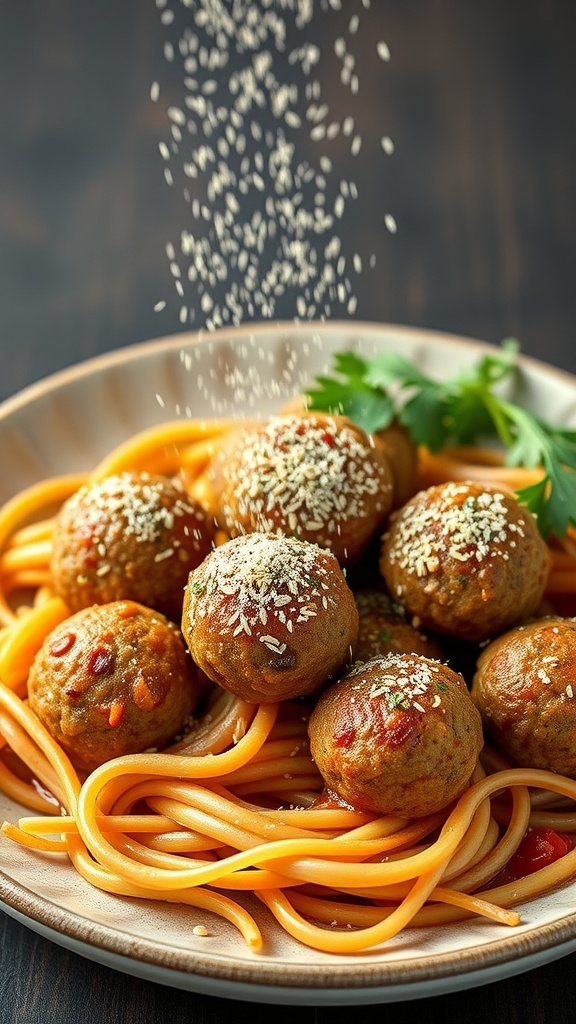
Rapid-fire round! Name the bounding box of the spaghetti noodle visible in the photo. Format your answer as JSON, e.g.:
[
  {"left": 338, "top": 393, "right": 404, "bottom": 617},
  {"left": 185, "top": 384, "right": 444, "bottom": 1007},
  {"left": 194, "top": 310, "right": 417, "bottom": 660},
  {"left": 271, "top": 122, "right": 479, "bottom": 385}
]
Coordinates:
[{"left": 1, "top": 419, "right": 576, "bottom": 954}]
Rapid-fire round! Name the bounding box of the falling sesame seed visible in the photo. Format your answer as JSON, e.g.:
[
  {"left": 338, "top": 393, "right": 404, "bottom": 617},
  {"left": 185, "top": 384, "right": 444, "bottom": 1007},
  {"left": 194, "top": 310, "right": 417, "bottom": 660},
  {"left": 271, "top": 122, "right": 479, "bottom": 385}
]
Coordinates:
[
  {"left": 377, "top": 40, "right": 391, "bottom": 61},
  {"left": 153, "top": 2, "right": 395, "bottom": 326},
  {"left": 384, "top": 213, "right": 397, "bottom": 233}
]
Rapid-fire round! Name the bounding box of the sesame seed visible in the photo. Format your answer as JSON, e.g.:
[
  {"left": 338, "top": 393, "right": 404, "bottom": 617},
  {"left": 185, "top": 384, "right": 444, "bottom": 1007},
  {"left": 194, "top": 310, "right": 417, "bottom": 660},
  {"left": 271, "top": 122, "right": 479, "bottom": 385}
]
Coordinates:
[
  {"left": 349, "top": 652, "right": 445, "bottom": 712},
  {"left": 152, "top": 1, "right": 394, "bottom": 327},
  {"left": 218, "top": 414, "right": 390, "bottom": 541},
  {"left": 71, "top": 473, "right": 200, "bottom": 547},
  {"left": 185, "top": 532, "right": 337, "bottom": 640},
  {"left": 387, "top": 483, "right": 523, "bottom": 580}
]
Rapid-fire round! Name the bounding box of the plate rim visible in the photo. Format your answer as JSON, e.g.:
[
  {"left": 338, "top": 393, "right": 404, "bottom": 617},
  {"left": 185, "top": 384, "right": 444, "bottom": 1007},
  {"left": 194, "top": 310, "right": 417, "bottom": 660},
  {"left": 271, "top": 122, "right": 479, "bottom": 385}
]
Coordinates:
[{"left": 3, "top": 319, "right": 574, "bottom": 424}]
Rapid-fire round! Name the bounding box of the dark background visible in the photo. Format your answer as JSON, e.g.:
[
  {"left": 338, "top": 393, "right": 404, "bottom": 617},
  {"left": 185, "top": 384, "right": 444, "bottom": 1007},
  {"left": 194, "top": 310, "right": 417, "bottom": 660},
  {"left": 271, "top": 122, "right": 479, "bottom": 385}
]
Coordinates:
[
  {"left": 0, "top": 0, "right": 575, "bottom": 406},
  {"left": 0, "top": 1, "right": 575, "bottom": 1022}
]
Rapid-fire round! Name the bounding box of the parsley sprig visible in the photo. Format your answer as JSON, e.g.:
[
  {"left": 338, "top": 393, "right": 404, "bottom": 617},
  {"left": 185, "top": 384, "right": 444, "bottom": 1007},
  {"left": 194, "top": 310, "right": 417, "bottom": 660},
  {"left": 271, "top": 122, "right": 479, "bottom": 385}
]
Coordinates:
[{"left": 306, "top": 340, "right": 576, "bottom": 538}]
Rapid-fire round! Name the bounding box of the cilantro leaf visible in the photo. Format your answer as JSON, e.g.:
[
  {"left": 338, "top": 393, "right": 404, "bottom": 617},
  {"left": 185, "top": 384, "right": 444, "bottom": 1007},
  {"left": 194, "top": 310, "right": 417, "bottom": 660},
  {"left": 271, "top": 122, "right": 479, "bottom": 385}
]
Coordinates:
[
  {"left": 306, "top": 352, "right": 395, "bottom": 433},
  {"left": 305, "top": 339, "right": 576, "bottom": 538}
]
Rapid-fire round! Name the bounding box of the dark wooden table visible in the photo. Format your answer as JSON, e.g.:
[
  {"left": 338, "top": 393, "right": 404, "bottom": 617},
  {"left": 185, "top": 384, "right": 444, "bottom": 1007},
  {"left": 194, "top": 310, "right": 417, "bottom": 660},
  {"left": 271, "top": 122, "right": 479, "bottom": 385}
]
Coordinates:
[{"left": 0, "top": 2, "right": 575, "bottom": 1022}]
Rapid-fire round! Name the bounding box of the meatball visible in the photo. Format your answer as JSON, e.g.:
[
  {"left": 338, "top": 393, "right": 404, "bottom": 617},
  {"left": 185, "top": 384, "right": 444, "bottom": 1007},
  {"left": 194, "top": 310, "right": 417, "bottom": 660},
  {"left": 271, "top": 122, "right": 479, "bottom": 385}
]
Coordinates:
[
  {"left": 353, "top": 587, "right": 444, "bottom": 663},
  {"left": 279, "top": 394, "right": 417, "bottom": 510},
  {"left": 28, "top": 601, "right": 198, "bottom": 772},
  {"left": 375, "top": 419, "right": 419, "bottom": 509},
  {"left": 308, "top": 653, "right": 483, "bottom": 817},
  {"left": 380, "top": 481, "right": 550, "bottom": 643},
  {"left": 209, "top": 413, "right": 394, "bottom": 566},
  {"left": 471, "top": 616, "right": 576, "bottom": 776},
  {"left": 181, "top": 532, "right": 359, "bottom": 703},
  {"left": 51, "top": 472, "right": 215, "bottom": 621}
]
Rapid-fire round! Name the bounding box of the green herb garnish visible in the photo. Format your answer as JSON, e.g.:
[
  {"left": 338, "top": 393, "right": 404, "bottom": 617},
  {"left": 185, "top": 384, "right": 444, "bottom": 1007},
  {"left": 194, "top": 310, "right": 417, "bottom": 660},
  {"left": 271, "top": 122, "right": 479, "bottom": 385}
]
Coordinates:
[
  {"left": 306, "top": 339, "right": 576, "bottom": 538},
  {"left": 388, "top": 692, "right": 410, "bottom": 711}
]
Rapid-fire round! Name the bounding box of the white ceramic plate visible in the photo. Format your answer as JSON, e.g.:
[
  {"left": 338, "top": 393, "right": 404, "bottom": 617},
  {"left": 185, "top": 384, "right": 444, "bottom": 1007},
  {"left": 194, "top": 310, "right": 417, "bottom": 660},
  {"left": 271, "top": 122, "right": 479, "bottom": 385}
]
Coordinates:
[{"left": 2, "top": 321, "right": 576, "bottom": 1006}]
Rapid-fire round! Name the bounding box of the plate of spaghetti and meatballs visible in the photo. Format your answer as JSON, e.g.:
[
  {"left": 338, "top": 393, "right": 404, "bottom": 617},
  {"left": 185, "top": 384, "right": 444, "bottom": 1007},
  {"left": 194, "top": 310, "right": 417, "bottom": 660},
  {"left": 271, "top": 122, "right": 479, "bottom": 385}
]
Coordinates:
[{"left": 2, "top": 321, "right": 576, "bottom": 1006}]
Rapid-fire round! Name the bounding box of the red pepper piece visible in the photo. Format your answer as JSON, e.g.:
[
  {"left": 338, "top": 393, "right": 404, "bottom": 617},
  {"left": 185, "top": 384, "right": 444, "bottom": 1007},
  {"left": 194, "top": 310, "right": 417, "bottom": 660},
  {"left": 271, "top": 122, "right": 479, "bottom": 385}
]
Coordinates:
[{"left": 506, "top": 827, "right": 572, "bottom": 880}]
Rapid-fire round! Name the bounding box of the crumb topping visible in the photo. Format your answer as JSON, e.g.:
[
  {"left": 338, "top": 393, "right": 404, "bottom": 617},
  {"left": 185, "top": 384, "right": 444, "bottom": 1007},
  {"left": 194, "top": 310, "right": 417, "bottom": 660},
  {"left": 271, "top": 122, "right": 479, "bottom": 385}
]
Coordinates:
[
  {"left": 220, "top": 415, "right": 390, "bottom": 537},
  {"left": 386, "top": 482, "right": 526, "bottom": 577},
  {"left": 185, "top": 532, "right": 338, "bottom": 643}
]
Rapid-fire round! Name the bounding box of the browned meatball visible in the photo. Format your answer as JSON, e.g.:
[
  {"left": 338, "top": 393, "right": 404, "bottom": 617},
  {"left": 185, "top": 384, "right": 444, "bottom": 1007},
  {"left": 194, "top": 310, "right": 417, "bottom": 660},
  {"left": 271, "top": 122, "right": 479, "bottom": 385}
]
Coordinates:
[
  {"left": 28, "top": 601, "right": 198, "bottom": 772},
  {"left": 374, "top": 419, "right": 419, "bottom": 509},
  {"left": 353, "top": 587, "right": 444, "bottom": 663},
  {"left": 51, "top": 472, "right": 215, "bottom": 621},
  {"left": 380, "top": 481, "right": 550, "bottom": 643},
  {"left": 308, "top": 653, "right": 483, "bottom": 817},
  {"left": 209, "top": 413, "right": 394, "bottom": 566},
  {"left": 471, "top": 616, "right": 576, "bottom": 776},
  {"left": 279, "top": 395, "right": 417, "bottom": 511},
  {"left": 181, "top": 532, "right": 359, "bottom": 703}
]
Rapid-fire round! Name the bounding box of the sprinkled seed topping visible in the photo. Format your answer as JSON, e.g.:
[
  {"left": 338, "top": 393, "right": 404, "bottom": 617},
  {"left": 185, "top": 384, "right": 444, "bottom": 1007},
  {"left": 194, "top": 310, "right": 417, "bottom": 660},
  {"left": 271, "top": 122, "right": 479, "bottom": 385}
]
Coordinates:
[
  {"left": 220, "top": 414, "right": 390, "bottom": 539},
  {"left": 387, "top": 482, "right": 526, "bottom": 578},
  {"left": 152, "top": 1, "right": 394, "bottom": 328},
  {"left": 70, "top": 473, "right": 203, "bottom": 549},
  {"left": 185, "top": 532, "right": 337, "bottom": 639},
  {"left": 346, "top": 652, "right": 448, "bottom": 712}
]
